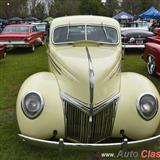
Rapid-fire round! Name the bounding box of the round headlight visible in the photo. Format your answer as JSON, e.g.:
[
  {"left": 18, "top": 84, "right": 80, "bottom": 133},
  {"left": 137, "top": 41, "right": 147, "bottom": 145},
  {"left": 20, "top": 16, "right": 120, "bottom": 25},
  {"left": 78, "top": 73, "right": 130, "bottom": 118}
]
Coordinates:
[
  {"left": 21, "top": 92, "right": 44, "bottom": 119},
  {"left": 137, "top": 93, "right": 158, "bottom": 120},
  {"left": 129, "top": 37, "right": 135, "bottom": 43}
]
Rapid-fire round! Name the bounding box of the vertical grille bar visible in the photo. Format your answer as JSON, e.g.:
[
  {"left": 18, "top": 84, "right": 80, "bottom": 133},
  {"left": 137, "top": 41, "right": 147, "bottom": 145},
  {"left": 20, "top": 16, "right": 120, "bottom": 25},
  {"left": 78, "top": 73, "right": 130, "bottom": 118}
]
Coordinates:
[{"left": 64, "top": 100, "right": 117, "bottom": 143}]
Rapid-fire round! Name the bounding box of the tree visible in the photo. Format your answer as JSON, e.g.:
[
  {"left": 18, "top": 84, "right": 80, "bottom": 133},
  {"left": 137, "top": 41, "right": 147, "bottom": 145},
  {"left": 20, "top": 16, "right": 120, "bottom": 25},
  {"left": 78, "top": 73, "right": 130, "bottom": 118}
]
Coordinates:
[
  {"left": 49, "top": 0, "right": 80, "bottom": 17},
  {"left": 105, "top": 0, "right": 119, "bottom": 17},
  {"left": 0, "top": 0, "right": 28, "bottom": 18},
  {"left": 121, "top": 0, "right": 159, "bottom": 15},
  {"left": 79, "top": 0, "right": 106, "bottom": 15},
  {"left": 31, "top": 2, "right": 46, "bottom": 19}
]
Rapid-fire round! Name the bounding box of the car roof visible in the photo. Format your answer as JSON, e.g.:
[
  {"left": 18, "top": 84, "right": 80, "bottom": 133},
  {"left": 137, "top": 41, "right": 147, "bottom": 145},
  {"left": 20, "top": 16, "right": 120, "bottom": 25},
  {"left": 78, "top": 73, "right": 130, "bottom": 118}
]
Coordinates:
[
  {"left": 121, "top": 29, "right": 154, "bottom": 37},
  {"left": 6, "top": 24, "right": 34, "bottom": 27},
  {"left": 51, "top": 15, "right": 120, "bottom": 29},
  {"left": 122, "top": 29, "right": 153, "bottom": 34}
]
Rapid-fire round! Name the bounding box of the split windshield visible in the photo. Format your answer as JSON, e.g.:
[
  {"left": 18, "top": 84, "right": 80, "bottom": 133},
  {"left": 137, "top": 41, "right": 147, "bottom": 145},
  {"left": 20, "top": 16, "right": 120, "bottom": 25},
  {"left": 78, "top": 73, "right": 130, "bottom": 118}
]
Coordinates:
[{"left": 53, "top": 25, "right": 118, "bottom": 44}]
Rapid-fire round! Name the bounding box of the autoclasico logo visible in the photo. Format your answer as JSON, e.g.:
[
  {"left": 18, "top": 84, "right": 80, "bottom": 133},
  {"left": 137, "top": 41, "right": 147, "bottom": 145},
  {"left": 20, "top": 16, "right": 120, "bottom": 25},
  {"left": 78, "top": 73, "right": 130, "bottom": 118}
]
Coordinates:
[
  {"left": 141, "top": 150, "right": 160, "bottom": 159},
  {"left": 100, "top": 150, "right": 160, "bottom": 159},
  {"left": 116, "top": 150, "right": 139, "bottom": 158}
]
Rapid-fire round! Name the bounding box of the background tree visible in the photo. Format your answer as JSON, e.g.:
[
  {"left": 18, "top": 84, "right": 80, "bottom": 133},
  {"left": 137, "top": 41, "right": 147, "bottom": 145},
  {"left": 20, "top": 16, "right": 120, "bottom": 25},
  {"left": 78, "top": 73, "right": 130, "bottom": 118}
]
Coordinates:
[
  {"left": 121, "top": 0, "right": 159, "bottom": 15},
  {"left": 79, "top": 0, "right": 106, "bottom": 15},
  {"left": 49, "top": 0, "right": 80, "bottom": 17},
  {"left": 31, "top": 2, "right": 47, "bottom": 19},
  {"left": 0, "top": 0, "right": 28, "bottom": 18},
  {"left": 105, "top": 0, "right": 119, "bottom": 17},
  {"left": 1, "top": 0, "right": 160, "bottom": 19}
]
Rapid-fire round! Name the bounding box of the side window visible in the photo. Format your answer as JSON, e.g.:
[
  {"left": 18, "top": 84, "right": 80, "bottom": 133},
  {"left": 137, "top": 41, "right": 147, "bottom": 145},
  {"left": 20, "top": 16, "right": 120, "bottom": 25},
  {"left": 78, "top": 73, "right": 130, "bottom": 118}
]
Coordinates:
[{"left": 32, "top": 26, "right": 38, "bottom": 32}]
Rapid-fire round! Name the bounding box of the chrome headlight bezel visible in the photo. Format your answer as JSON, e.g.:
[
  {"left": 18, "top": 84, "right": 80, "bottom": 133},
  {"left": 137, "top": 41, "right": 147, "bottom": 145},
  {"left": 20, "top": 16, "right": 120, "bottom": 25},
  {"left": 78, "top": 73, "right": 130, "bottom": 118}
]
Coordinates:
[
  {"left": 137, "top": 93, "right": 158, "bottom": 121},
  {"left": 21, "top": 91, "right": 44, "bottom": 119}
]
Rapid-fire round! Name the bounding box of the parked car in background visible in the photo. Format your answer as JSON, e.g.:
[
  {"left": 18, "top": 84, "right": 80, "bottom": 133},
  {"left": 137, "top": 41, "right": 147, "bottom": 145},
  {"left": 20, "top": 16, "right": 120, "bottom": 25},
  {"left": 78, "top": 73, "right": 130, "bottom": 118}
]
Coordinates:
[
  {"left": 121, "top": 21, "right": 149, "bottom": 31},
  {"left": 143, "top": 28, "right": 160, "bottom": 75},
  {"left": 17, "top": 16, "right": 160, "bottom": 150},
  {"left": 0, "top": 24, "right": 45, "bottom": 52},
  {"left": 0, "top": 45, "right": 6, "bottom": 60},
  {"left": 153, "top": 27, "right": 160, "bottom": 34},
  {"left": 32, "top": 22, "right": 48, "bottom": 36},
  {"left": 122, "top": 29, "right": 154, "bottom": 48}
]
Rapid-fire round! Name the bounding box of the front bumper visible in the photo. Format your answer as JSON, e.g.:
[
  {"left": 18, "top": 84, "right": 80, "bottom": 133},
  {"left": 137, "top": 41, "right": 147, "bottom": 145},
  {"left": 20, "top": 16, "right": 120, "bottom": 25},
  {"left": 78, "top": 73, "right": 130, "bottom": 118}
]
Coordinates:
[
  {"left": 0, "top": 41, "right": 29, "bottom": 47},
  {"left": 18, "top": 134, "right": 160, "bottom": 151},
  {"left": 122, "top": 44, "right": 145, "bottom": 48}
]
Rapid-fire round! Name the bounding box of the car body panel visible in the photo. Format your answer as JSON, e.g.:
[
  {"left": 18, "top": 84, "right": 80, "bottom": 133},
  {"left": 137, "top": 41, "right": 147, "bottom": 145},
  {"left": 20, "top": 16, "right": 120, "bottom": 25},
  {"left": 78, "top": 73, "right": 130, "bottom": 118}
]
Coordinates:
[
  {"left": 143, "top": 30, "right": 160, "bottom": 76},
  {"left": 17, "top": 72, "right": 160, "bottom": 141},
  {"left": 16, "top": 72, "right": 65, "bottom": 139},
  {"left": 113, "top": 72, "right": 160, "bottom": 140},
  {"left": 49, "top": 44, "right": 121, "bottom": 104}
]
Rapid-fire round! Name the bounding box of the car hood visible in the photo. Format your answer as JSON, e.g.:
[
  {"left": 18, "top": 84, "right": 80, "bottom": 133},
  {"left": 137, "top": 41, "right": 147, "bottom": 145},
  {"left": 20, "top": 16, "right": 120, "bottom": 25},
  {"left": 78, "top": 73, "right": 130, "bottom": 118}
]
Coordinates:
[{"left": 49, "top": 44, "right": 121, "bottom": 105}]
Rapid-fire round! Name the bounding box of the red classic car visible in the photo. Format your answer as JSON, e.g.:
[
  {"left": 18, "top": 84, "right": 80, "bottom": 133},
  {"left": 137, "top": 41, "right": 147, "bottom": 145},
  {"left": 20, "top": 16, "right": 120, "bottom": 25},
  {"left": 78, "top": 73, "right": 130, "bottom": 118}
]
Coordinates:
[
  {"left": 143, "top": 28, "right": 160, "bottom": 75},
  {"left": 0, "top": 24, "right": 45, "bottom": 52},
  {"left": 0, "top": 45, "right": 6, "bottom": 60}
]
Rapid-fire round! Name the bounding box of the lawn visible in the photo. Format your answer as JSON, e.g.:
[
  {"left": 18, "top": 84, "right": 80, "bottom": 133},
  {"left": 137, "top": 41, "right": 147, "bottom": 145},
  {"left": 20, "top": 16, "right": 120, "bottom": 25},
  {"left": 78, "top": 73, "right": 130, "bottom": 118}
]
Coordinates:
[{"left": 0, "top": 47, "right": 159, "bottom": 160}]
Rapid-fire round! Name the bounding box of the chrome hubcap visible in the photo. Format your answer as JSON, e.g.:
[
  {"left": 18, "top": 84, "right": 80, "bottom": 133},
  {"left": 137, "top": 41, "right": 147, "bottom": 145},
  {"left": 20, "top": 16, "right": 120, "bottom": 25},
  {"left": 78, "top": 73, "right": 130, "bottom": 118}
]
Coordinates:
[
  {"left": 147, "top": 56, "right": 155, "bottom": 75},
  {"left": 32, "top": 45, "right": 35, "bottom": 52}
]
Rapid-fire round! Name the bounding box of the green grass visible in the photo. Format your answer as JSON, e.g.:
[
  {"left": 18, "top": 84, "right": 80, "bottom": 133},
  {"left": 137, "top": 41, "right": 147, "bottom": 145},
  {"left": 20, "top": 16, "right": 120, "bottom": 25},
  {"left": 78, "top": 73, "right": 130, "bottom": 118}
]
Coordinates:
[
  {"left": 0, "top": 47, "right": 160, "bottom": 160},
  {"left": 122, "top": 50, "right": 160, "bottom": 91}
]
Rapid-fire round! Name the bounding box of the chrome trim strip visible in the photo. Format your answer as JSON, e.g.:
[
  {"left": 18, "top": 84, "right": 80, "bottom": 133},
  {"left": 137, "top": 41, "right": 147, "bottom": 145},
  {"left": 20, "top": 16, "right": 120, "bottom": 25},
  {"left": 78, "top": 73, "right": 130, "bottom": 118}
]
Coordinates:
[
  {"left": 122, "top": 44, "right": 145, "bottom": 48},
  {"left": 21, "top": 91, "right": 44, "bottom": 119},
  {"left": 61, "top": 92, "right": 120, "bottom": 115},
  {"left": 86, "top": 47, "right": 94, "bottom": 112},
  {"left": 136, "top": 92, "right": 158, "bottom": 121},
  {"left": 18, "top": 134, "right": 160, "bottom": 149},
  {"left": 0, "top": 41, "right": 29, "bottom": 45},
  {"left": 48, "top": 54, "right": 62, "bottom": 75},
  {"left": 93, "top": 94, "right": 119, "bottom": 114},
  {"left": 61, "top": 92, "right": 89, "bottom": 114}
]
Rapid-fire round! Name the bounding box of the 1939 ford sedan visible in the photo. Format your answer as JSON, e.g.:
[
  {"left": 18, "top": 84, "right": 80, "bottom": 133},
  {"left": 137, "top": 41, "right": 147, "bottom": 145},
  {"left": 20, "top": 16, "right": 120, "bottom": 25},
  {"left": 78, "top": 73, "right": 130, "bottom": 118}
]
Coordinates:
[{"left": 16, "top": 16, "right": 160, "bottom": 150}]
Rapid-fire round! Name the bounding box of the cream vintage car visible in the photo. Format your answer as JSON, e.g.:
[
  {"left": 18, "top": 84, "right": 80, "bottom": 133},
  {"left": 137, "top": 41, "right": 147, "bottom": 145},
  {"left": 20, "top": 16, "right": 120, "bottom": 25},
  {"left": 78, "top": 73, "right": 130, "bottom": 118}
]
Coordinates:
[{"left": 16, "top": 16, "right": 160, "bottom": 150}]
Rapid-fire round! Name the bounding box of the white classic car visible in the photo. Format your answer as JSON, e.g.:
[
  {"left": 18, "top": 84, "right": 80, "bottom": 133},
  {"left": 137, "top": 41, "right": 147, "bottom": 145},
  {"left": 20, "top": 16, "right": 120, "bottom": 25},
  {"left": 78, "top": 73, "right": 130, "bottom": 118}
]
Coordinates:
[{"left": 17, "top": 16, "right": 160, "bottom": 150}]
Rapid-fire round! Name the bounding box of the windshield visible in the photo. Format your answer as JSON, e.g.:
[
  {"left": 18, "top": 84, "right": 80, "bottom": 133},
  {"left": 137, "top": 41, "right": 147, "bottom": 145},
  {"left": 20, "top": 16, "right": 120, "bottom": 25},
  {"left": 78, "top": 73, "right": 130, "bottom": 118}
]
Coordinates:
[
  {"left": 3, "top": 26, "right": 29, "bottom": 33},
  {"left": 36, "top": 24, "right": 46, "bottom": 32},
  {"left": 122, "top": 22, "right": 148, "bottom": 28},
  {"left": 131, "top": 22, "right": 148, "bottom": 27},
  {"left": 53, "top": 25, "right": 118, "bottom": 44}
]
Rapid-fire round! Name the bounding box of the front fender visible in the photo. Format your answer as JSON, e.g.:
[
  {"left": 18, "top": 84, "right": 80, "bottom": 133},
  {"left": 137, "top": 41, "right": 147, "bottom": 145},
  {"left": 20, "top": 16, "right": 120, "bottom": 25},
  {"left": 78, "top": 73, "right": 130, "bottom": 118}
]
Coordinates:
[
  {"left": 16, "top": 72, "right": 65, "bottom": 139},
  {"left": 112, "top": 72, "right": 160, "bottom": 139}
]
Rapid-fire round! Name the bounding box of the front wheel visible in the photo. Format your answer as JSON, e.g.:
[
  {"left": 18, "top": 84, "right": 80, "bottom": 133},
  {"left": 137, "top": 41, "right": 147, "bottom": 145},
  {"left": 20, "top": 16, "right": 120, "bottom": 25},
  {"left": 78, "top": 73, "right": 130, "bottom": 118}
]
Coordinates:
[{"left": 147, "top": 55, "right": 156, "bottom": 75}]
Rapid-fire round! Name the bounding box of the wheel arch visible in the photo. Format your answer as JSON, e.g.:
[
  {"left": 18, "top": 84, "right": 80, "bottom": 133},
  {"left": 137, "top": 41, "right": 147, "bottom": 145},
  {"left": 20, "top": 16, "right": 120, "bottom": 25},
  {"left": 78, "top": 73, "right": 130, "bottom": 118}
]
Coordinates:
[
  {"left": 112, "top": 72, "right": 160, "bottom": 139},
  {"left": 16, "top": 72, "right": 65, "bottom": 139}
]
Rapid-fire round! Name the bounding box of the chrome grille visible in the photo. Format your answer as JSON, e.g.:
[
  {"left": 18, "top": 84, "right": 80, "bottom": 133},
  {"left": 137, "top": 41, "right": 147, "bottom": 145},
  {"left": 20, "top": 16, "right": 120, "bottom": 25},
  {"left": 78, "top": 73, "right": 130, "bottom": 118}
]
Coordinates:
[{"left": 64, "top": 97, "right": 117, "bottom": 143}]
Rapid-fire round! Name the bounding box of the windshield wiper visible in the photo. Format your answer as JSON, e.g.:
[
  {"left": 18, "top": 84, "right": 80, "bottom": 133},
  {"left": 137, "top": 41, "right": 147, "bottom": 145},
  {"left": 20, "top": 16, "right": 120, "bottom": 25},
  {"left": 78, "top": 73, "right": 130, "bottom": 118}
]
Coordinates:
[{"left": 101, "top": 22, "right": 108, "bottom": 40}]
